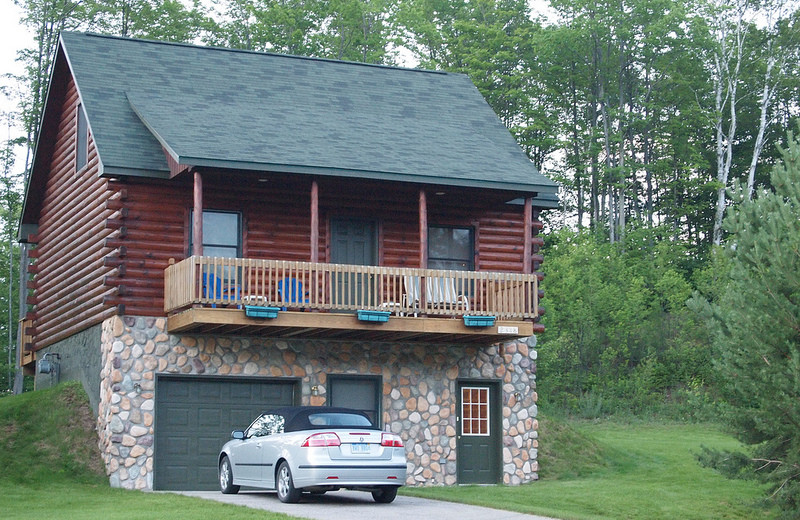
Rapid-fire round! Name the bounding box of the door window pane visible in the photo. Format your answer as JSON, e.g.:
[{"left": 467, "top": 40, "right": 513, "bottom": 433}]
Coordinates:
[{"left": 461, "top": 386, "right": 489, "bottom": 436}]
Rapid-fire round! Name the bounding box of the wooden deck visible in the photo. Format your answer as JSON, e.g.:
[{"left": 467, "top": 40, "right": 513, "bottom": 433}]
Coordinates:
[{"left": 164, "top": 256, "right": 540, "bottom": 344}]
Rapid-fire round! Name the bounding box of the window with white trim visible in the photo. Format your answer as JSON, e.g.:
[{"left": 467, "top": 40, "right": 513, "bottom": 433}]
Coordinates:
[{"left": 461, "top": 386, "right": 490, "bottom": 436}]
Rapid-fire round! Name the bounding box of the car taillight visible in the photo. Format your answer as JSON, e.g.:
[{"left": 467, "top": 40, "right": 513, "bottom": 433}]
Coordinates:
[
  {"left": 381, "top": 433, "right": 404, "bottom": 448},
  {"left": 301, "top": 432, "right": 341, "bottom": 447}
]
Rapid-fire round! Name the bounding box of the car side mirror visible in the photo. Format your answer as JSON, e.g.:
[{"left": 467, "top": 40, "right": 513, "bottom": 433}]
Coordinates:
[{"left": 231, "top": 430, "right": 245, "bottom": 440}]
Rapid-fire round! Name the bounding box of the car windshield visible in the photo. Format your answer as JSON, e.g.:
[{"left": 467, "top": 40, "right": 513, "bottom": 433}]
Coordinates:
[{"left": 307, "top": 412, "right": 373, "bottom": 427}]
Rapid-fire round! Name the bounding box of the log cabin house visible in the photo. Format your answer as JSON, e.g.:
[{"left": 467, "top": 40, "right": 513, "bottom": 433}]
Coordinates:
[{"left": 19, "top": 32, "right": 559, "bottom": 491}]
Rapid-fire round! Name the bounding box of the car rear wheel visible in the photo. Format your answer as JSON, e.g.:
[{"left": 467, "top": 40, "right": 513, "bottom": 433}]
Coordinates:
[
  {"left": 372, "top": 487, "right": 398, "bottom": 503},
  {"left": 276, "top": 461, "right": 301, "bottom": 503},
  {"left": 219, "top": 456, "right": 240, "bottom": 494}
]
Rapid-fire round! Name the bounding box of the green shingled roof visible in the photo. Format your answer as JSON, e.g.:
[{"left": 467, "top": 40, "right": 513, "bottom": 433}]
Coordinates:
[{"left": 60, "top": 32, "right": 557, "bottom": 194}]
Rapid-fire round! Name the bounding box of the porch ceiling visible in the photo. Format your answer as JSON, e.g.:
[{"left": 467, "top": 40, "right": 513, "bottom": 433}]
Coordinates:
[{"left": 166, "top": 308, "right": 533, "bottom": 346}]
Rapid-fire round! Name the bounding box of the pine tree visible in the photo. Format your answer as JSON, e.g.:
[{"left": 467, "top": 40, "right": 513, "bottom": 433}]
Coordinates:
[{"left": 692, "top": 129, "right": 800, "bottom": 517}]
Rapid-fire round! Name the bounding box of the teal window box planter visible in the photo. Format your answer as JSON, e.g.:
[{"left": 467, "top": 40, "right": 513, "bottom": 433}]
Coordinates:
[
  {"left": 357, "top": 310, "right": 391, "bottom": 323},
  {"left": 463, "top": 315, "right": 496, "bottom": 327},
  {"left": 244, "top": 306, "right": 280, "bottom": 319}
]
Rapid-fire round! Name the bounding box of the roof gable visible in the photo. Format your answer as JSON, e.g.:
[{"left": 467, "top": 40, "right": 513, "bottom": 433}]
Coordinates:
[{"left": 57, "top": 32, "right": 556, "bottom": 194}]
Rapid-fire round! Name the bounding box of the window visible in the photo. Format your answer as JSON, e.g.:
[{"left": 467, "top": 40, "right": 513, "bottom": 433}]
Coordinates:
[
  {"left": 189, "top": 210, "right": 241, "bottom": 257},
  {"left": 328, "top": 375, "right": 381, "bottom": 427},
  {"left": 246, "top": 414, "right": 285, "bottom": 438},
  {"left": 461, "top": 386, "right": 490, "bottom": 436},
  {"left": 76, "top": 103, "right": 88, "bottom": 171},
  {"left": 428, "top": 226, "right": 474, "bottom": 270},
  {"left": 307, "top": 412, "right": 372, "bottom": 427}
]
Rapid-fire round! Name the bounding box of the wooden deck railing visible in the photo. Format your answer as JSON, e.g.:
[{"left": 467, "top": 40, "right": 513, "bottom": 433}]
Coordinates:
[{"left": 164, "top": 256, "right": 538, "bottom": 320}]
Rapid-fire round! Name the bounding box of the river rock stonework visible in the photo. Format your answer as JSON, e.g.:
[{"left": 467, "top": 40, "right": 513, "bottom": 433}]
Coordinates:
[{"left": 97, "top": 315, "right": 539, "bottom": 490}]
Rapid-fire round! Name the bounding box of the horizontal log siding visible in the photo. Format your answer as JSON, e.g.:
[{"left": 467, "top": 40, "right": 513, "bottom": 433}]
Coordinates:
[
  {"left": 108, "top": 179, "right": 188, "bottom": 316},
  {"left": 241, "top": 181, "right": 312, "bottom": 261},
  {"left": 29, "top": 76, "right": 118, "bottom": 349}
]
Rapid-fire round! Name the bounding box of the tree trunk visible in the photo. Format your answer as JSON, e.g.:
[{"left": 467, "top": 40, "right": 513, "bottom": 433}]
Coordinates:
[{"left": 747, "top": 54, "right": 776, "bottom": 199}]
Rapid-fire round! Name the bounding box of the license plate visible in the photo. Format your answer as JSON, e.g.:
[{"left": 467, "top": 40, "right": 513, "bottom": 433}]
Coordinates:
[{"left": 351, "top": 443, "right": 370, "bottom": 454}]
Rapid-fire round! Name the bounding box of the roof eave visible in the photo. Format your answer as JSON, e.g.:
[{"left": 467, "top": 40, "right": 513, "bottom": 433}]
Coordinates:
[{"left": 180, "top": 156, "right": 559, "bottom": 195}]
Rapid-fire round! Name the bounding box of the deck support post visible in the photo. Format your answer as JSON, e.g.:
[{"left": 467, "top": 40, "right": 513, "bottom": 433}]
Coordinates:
[
  {"left": 310, "top": 180, "right": 319, "bottom": 263},
  {"left": 419, "top": 189, "right": 428, "bottom": 309},
  {"left": 524, "top": 197, "right": 532, "bottom": 274},
  {"left": 192, "top": 169, "right": 203, "bottom": 256}
]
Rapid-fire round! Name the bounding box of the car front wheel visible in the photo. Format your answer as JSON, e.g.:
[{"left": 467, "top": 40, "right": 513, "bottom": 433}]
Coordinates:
[
  {"left": 372, "top": 486, "right": 398, "bottom": 503},
  {"left": 276, "top": 461, "right": 301, "bottom": 503},
  {"left": 219, "top": 456, "right": 240, "bottom": 494}
]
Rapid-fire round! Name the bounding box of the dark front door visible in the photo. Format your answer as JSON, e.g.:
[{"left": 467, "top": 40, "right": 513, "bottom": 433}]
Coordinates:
[
  {"left": 328, "top": 375, "right": 382, "bottom": 427},
  {"left": 456, "top": 380, "right": 502, "bottom": 484},
  {"left": 330, "top": 218, "right": 377, "bottom": 307}
]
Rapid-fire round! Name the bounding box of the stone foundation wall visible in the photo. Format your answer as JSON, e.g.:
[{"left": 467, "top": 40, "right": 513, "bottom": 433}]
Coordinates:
[{"left": 98, "top": 315, "right": 538, "bottom": 490}]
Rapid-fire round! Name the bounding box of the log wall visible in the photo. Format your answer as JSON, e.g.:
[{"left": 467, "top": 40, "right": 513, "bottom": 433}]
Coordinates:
[{"left": 28, "top": 75, "right": 119, "bottom": 350}]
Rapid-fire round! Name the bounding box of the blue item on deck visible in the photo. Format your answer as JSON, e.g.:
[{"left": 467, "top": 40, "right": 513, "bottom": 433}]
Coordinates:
[
  {"left": 277, "top": 278, "right": 310, "bottom": 310},
  {"left": 357, "top": 310, "right": 391, "bottom": 323},
  {"left": 202, "top": 272, "right": 241, "bottom": 305},
  {"left": 463, "top": 315, "right": 496, "bottom": 327},
  {"left": 244, "top": 306, "right": 280, "bottom": 319}
]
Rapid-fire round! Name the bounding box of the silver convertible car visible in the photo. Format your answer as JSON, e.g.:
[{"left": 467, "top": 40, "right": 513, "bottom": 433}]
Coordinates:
[{"left": 218, "top": 406, "right": 407, "bottom": 503}]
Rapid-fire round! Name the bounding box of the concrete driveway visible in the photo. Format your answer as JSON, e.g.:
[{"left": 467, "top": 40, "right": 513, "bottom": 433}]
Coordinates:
[{"left": 178, "top": 490, "right": 558, "bottom": 520}]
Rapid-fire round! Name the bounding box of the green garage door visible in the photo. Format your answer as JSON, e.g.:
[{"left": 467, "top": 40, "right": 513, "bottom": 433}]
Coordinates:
[{"left": 154, "top": 375, "right": 298, "bottom": 490}]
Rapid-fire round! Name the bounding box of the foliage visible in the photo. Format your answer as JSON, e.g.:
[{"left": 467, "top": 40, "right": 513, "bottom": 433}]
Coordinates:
[
  {"left": 87, "top": 0, "right": 208, "bottom": 42},
  {"left": 690, "top": 130, "right": 800, "bottom": 517},
  {"left": 539, "top": 226, "right": 713, "bottom": 417},
  {"left": 0, "top": 109, "right": 23, "bottom": 392},
  {"left": 206, "top": 0, "right": 397, "bottom": 63}
]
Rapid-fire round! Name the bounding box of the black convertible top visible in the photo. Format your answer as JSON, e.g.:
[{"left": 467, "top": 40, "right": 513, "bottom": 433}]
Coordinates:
[{"left": 265, "top": 406, "right": 379, "bottom": 433}]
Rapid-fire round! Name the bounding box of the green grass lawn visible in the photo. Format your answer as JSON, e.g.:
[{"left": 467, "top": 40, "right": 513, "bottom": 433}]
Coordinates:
[
  {"left": 0, "top": 482, "right": 297, "bottom": 520},
  {"left": 1, "top": 383, "right": 776, "bottom": 519},
  {"left": 404, "top": 419, "right": 776, "bottom": 520}
]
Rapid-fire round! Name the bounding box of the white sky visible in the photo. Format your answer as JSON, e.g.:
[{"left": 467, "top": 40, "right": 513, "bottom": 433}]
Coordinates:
[{"left": 0, "top": 0, "right": 28, "bottom": 84}]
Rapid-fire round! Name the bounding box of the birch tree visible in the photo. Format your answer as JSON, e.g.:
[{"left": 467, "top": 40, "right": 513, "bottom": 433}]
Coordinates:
[
  {"left": 699, "top": 0, "right": 747, "bottom": 246},
  {"left": 744, "top": 0, "right": 798, "bottom": 199}
]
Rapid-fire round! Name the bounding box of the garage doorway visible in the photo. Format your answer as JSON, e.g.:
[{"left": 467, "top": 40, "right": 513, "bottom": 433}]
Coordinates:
[
  {"left": 456, "top": 380, "right": 502, "bottom": 484},
  {"left": 154, "top": 375, "right": 298, "bottom": 490}
]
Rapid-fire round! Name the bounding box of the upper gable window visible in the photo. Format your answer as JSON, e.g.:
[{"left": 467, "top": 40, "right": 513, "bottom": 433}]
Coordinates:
[
  {"left": 76, "top": 103, "right": 88, "bottom": 171},
  {"left": 428, "top": 226, "right": 474, "bottom": 271}
]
